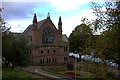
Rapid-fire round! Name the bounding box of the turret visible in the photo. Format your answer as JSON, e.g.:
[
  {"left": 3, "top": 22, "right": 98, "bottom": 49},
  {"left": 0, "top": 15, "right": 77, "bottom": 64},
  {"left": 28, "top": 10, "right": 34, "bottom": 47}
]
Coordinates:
[
  {"left": 47, "top": 12, "right": 50, "bottom": 19},
  {"left": 33, "top": 13, "right": 37, "bottom": 26},
  {"left": 58, "top": 16, "right": 62, "bottom": 34},
  {"left": 32, "top": 13, "right": 38, "bottom": 47}
]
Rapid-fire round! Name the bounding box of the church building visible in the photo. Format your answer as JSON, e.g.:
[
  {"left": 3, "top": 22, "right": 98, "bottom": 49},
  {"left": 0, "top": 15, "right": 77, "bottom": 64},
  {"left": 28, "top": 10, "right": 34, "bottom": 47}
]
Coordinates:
[{"left": 24, "top": 13, "right": 69, "bottom": 65}]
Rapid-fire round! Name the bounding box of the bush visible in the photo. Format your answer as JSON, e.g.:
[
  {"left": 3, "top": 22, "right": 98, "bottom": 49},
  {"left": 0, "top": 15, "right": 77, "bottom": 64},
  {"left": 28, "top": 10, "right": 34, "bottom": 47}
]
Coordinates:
[
  {"left": 51, "top": 68, "right": 65, "bottom": 71},
  {"left": 66, "top": 63, "right": 74, "bottom": 70},
  {"left": 65, "top": 72, "right": 80, "bottom": 76},
  {"left": 106, "top": 72, "right": 117, "bottom": 78}
]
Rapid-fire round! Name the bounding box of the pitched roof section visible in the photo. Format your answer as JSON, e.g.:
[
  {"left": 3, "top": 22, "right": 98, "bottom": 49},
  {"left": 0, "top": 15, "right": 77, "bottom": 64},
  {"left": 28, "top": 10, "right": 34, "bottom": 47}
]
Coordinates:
[
  {"left": 23, "top": 25, "right": 33, "bottom": 36},
  {"left": 23, "top": 19, "right": 47, "bottom": 36},
  {"left": 62, "top": 34, "right": 69, "bottom": 42},
  {"left": 37, "top": 19, "right": 46, "bottom": 29}
]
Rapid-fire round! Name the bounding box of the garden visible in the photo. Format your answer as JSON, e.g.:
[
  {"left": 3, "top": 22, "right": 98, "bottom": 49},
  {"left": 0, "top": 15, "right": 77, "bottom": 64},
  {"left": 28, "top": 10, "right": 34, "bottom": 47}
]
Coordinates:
[
  {"left": 42, "top": 62, "right": 118, "bottom": 80},
  {"left": 42, "top": 63, "right": 94, "bottom": 79}
]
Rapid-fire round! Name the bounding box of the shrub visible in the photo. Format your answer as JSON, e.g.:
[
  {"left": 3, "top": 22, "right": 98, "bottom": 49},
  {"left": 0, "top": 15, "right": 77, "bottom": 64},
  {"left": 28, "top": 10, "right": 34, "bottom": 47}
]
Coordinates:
[
  {"left": 106, "top": 72, "right": 117, "bottom": 78},
  {"left": 65, "top": 72, "right": 80, "bottom": 76},
  {"left": 89, "top": 70, "right": 96, "bottom": 74},
  {"left": 51, "top": 68, "right": 65, "bottom": 71},
  {"left": 66, "top": 63, "right": 74, "bottom": 71}
]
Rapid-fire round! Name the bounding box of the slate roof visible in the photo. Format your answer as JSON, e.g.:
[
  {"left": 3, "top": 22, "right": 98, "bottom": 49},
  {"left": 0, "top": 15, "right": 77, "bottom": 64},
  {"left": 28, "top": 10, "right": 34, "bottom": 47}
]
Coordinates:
[
  {"left": 62, "top": 34, "right": 69, "bottom": 42},
  {"left": 23, "top": 19, "right": 47, "bottom": 36},
  {"left": 37, "top": 19, "right": 46, "bottom": 29},
  {"left": 23, "top": 25, "right": 33, "bottom": 36}
]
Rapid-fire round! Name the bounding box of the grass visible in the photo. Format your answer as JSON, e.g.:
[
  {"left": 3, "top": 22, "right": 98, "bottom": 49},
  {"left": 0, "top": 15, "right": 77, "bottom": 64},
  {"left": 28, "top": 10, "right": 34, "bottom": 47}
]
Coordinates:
[
  {"left": 43, "top": 68, "right": 119, "bottom": 80},
  {"left": 43, "top": 68, "right": 94, "bottom": 79},
  {"left": 2, "top": 64, "right": 50, "bottom": 80}
]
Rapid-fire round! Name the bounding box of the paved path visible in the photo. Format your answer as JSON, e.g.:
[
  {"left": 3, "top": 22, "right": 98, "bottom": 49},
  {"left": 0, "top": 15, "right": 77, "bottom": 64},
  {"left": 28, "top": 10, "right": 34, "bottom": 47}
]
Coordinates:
[{"left": 20, "top": 66, "right": 77, "bottom": 80}]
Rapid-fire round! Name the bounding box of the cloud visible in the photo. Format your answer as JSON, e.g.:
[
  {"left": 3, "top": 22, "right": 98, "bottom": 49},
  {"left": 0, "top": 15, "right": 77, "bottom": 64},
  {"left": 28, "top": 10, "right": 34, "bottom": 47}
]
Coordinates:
[
  {"left": 2, "top": 2, "right": 48, "bottom": 21},
  {"left": 1, "top": 1, "right": 97, "bottom": 36},
  {"left": 1, "top": 2, "right": 50, "bottom": 32},
  {"left": 56, "top": 9, "right": 96, "bottom": 36},
  {"left": 50, "top": 0, "right": 91, "bottom": 11}
]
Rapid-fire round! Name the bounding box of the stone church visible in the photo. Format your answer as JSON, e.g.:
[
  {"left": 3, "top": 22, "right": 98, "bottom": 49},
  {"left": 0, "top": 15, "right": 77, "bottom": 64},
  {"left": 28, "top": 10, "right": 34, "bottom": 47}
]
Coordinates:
[{"left": 23, "top": 13, "right": 69, "bottom": 66}]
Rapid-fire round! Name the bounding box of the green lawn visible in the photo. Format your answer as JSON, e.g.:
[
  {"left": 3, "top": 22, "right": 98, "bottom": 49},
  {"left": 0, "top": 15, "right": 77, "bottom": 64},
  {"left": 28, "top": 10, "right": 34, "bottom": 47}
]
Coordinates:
[
  {"left": 2, "top": 64, "right": 50, "bottom": 80},
  {"left": 43, "top": 68, "right": 118, "bottom": 80},
  {"left": 43, "top": 68, "right": 94, "bottom": 79}
]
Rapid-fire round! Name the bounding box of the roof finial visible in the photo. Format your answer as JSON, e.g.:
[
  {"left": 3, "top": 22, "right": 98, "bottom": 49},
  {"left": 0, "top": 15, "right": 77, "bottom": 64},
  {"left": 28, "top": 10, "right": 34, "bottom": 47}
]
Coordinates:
[
  {"left": 33, "top": 13, "right": 37, "bottom": 24},
  {"left": 58, "top": 16, "right": 62, "bottom": 25},
  {"left": 47, "top": 12, "right": 50, "bottom": 19}
]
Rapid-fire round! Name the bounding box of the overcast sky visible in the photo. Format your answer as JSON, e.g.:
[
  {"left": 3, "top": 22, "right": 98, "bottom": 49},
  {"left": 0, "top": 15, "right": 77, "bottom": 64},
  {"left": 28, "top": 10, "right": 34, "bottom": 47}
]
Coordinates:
[{"left": 1, "top": 0, "right": 101, "bottom": 37}]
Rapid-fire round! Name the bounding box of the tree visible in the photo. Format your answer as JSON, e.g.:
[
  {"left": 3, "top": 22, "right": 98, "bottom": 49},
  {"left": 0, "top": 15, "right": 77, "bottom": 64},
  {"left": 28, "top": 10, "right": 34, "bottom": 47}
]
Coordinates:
[
  {"left": 2, "top": 33, "right": 31, "bottom": 69},
  {"left": 2, "top": 23, "right": 31, "bottom": 69},
  {"left": 90, "top": 1, "right": 120, "bottom": 78},
  {"left": 90, "top": 1, "right": 120, "bottom": 64},
  {"left": 69, "top": 23, "right": 94, "bottom": 54},
  {"left": 10, "top": 35, "right": 31, "bottom": 69}
]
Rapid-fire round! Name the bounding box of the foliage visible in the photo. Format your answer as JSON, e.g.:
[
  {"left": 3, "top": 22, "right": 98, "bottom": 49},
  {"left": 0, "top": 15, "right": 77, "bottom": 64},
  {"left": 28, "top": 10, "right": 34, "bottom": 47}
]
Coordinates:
[
  {"left": 66, "top": 63, "right": 74, "bottom": 71},
  {"left": 43, "top": 68, "right": 93, "bottom": 79},
  {"left": 89, "top": 1, "right": 120, "bottom": 79},
  {"left": 51, "top": 68, "right": 65, "bottom": 71},
  {"left": 69, "top": 23, "right": 94, "bottom": 54},
  {"left": 95, "top": 27, "right": 118, "bottom": 61},
  {"left": 90, "top": 1, "right": 120, "bottom": 66},
  {"left": 65, "top": 72, "right": 80, "bottom": 76},
  {"left": 106, "top": 72, "right": 117, "bottom": 78},
  {"left": 2, "top": 24, "right": 31, "bottom": 69},
  {"left": 11, "top": 35, "right": 31, "bottom": 67}
]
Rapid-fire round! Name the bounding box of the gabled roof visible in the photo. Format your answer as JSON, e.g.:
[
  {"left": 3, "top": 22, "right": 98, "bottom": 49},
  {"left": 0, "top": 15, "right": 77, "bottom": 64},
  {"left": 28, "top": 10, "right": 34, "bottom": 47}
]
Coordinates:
[
  {"left": 23, "top": 25, "right": 33, "bottom": 36},
  {"left": 23, "top": 19, "right": 47, "bottom": 36},
  {"left": 62, "top": 34, "right": 69, "bottom": 42},
  {"left": 37, "top": 19, "right": 46, "bottom": 29}
]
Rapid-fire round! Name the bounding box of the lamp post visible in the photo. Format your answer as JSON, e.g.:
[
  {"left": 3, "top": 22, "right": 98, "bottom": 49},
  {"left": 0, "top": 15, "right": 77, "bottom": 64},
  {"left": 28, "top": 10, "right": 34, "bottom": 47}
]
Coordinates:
[{"left": 74, "top": 51, "right": 77, "bottom": 79}]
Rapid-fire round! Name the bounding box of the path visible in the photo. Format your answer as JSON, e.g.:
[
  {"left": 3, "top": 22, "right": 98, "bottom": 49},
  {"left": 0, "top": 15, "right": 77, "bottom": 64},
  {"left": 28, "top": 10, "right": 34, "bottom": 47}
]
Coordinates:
[{"left": 20, "top": 66, "right": 77, "bottom": 80}]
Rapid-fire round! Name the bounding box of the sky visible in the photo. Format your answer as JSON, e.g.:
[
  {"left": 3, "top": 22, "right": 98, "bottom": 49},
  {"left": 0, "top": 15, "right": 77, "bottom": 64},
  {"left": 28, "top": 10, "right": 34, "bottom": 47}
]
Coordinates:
[{"left": 1, "top": 0, "right": 104, "bottom": 37}]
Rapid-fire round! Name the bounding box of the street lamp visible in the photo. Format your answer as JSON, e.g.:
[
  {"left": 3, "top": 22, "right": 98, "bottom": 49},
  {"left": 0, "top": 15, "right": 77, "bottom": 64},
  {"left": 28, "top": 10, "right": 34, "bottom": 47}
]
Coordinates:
[{"left": 74, "top": 51, "right": 77, "bottom": 79}]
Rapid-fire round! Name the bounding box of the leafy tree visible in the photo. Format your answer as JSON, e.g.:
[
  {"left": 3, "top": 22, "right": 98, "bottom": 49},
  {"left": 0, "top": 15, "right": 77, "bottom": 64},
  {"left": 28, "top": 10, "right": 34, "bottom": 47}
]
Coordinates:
[
  {"left": 90, "top": 1, "right": 120, "bottom": 65},
  {"left": 3, "top": 33, "right": 31, "bottom": 69},
  {"left": 69, "top": 23, "right": 94, "bottom": 54},
  {"left": 11, "top": 35, "right": 31, "bottom": 69},
  {"left": 2, "top": 23, "right": 31, "bottom": 69},
  {"left": 90, "top": 1, "right": 120, "bottom": 78}
]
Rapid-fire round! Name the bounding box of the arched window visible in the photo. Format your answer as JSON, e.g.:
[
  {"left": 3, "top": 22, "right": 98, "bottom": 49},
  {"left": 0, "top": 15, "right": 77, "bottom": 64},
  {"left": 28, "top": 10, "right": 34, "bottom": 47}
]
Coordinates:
[
  {"left": 42, "top": 28, "right": 54, "bottom": 43},
  {"left": 55, "top": 58, "right": 56, "bottom": 62},
  {"left": 53, "top": 50, "right": 56, "bottom": 53},
  {"left": 66, "top": 57, "right": 67, "bottom": 61},
  {"left": 49, "top": 58, "right": 51, "bottom": 63},
  {"left": 47, "top": 59, "right": 48, "bottom": 63},
  {"left": 40, "top": 59, "right": 42, "bottom": 64},
  {"left": 43, "top": 59, "right": 44, "bottom": 63},
  {"left": 64, "top": 57, "right": 65, "bottom": 61},
  {"left": 53, "top": 58, "right": 54, "bottom": 62}
]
